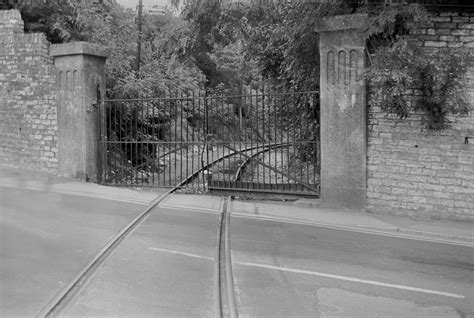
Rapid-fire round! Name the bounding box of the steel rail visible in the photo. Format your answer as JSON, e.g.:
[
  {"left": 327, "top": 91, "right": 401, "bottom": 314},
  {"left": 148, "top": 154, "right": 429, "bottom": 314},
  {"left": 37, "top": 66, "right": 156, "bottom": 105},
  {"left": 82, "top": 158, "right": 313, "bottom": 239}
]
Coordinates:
[
  {"left": 35, "top": 188, "right": 175, "bottom": 317},
  {"left": 131, "top": 142, "right": 294, "bottom": 177},
  {"left": 179, "top": 142, "right": 291, "bottom": 189},
  {"left": 105, "top": 141, "right": 317, "bottom": 194},
  {"left": 223, "top": 197, "right": 239, "bottom": 318},
  {"left": 215, "top": 196, "right": 239, "bottom": 318},
  {"left": 36, "top": 145, "right": 254, "bottom": 317},
  {"left": 37, "top": 142, "right": 302, "bottom": 316},
  {"left": 36, "top": 165, "right": 216, "bottom": 317},
  {"left": 233, "top": 143, "right": 291, "bottom": 182},
  {"left": 213, "top": 205, "right": 224, "bottom": 318},
  {"left": 102, "top": 142, "right": 289, "bottom": 187},
  {"left": 99, "top": 144, "right": 286, "bottom": 189},
  {"left": 223, "top": 144, "right": 319, "bottom": 193}
]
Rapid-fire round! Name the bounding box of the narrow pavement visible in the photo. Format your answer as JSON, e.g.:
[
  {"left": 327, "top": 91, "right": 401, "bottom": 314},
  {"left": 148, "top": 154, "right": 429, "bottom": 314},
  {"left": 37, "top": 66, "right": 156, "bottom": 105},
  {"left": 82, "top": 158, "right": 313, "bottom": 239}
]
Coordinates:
[{"left": 1, "top": 165, "right": 473, "bottom": 317}]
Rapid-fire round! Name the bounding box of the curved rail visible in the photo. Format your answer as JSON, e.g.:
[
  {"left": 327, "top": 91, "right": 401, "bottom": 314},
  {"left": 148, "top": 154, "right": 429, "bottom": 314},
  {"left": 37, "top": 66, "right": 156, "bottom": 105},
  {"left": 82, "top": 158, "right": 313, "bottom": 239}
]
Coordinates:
[
  {"left": 233, "top": 143, "right": 291, "bottom": 182},
  {"left": 223, "top": 143, "right": 319, "bottom": 193},
  {"left": 179, "top": 142, "right": 290, "bottom": 189},
  {"left": 36, "top": 189, "right": 174, "bottom": 317},
  {"left": 38, "top": 142, "right": 296, "bottom": 316},
  {"left": 37, "top": 154, "right": 242, "bottom": 317}
]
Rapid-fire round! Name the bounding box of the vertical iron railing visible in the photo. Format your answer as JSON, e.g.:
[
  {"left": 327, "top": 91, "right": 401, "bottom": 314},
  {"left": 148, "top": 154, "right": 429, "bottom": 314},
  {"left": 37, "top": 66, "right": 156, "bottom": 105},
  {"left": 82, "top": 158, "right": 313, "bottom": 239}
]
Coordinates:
[{"left": 98, "top": 89, "right": 320, "bottom": 195}]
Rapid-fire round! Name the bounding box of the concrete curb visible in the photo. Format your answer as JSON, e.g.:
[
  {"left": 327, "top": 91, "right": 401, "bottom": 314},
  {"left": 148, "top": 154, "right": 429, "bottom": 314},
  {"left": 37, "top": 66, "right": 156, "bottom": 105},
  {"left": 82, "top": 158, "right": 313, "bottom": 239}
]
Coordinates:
[
  {"left": 2, "top": 165, "right": 471, "bottom": 248},
  {"left": 231, "top": 212, "right": 474, "bottom": 248},
  {"left": 0, "top": 181, "right": 158, "bottom": 206},
  {"left": 357, "top": 225, "right": 474, "bottom": 243}
]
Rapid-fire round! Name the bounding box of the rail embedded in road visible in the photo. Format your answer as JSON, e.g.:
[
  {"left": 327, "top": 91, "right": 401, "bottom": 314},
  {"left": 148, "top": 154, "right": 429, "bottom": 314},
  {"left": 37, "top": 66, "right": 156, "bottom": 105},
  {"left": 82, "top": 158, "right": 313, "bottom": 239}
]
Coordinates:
[
  {"left": 36, "top": 188, "right": 175, "bottom": 317},
  {"left": 216, "top": 196, "right": 239, "bottom": 318}
]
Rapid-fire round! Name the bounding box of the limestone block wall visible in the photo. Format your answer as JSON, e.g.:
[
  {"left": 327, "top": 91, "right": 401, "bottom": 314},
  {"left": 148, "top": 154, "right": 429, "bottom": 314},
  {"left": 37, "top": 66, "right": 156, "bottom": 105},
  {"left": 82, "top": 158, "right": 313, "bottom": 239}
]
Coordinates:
[
  {"left": 367, "top": 11, "right": 474, "bottom": 220},
  {"left": 0, "top": 10, "right": 58, "bottom": 172}
]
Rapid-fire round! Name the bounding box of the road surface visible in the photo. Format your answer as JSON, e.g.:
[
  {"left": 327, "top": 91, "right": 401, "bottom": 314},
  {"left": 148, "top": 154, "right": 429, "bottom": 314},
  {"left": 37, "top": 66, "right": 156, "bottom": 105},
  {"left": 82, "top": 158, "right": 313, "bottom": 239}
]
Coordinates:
[
  {"left": 0, "top": 186, "right": 145, "bottom": 316},
  {"left": 230, "top": 213, "right": 474, "bottom": 317},
  {"left": 1, "top": 188, "right": 473, "bottom": 317}
]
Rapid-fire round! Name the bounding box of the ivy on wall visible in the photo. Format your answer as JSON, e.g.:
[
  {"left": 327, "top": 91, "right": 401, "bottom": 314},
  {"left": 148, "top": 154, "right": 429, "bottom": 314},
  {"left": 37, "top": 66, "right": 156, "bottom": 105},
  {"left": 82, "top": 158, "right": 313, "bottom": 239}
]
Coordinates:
[{"left": 364, "top": 4, "right": 472, "bottom": 130}]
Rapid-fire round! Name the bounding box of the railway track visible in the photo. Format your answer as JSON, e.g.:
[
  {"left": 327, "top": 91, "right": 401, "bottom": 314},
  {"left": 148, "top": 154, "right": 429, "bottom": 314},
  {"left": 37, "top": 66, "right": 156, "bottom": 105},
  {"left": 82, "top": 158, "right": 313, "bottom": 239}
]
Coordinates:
[
  {"left": 37, "top": 158, "right": 240, "bottom": 317},
  {"left": 177, "top": 142, "right": 296, "bottom": 189},
  {"left": 103, "top": 140, "right": 318, "bottom": 192},
  {"left": 37, "top": 142, "right": 312, "bottom": 317},
  {"left": 216, "top": 197, "right": 239, "bottom": 318}
]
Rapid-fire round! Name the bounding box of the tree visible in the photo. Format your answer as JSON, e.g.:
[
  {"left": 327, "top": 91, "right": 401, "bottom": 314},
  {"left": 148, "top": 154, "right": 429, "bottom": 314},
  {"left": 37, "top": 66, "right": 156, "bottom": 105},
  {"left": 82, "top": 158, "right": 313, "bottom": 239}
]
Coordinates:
[
  {"left": 215, "top": 1, "right": 346, "bottom": 162},
  {"left": 170, "top": 0, "right": 352, "bottom": 89},
  {"left": 5, "top": 0, "right": 205, "bottom": 98},
  {"left": 164, "top": 0, "right": 355, "bottom": 165}
]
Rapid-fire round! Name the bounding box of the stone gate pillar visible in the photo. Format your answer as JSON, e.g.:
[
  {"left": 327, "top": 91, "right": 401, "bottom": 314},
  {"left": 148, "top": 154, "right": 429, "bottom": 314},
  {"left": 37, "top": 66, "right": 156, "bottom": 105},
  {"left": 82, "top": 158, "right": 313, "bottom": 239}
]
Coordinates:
[
  {"left": 315, "top": 14, "right": 368, "bottom": 210},
  {"left": 50, "top": 42, "right": 107, "bottom": 181}
]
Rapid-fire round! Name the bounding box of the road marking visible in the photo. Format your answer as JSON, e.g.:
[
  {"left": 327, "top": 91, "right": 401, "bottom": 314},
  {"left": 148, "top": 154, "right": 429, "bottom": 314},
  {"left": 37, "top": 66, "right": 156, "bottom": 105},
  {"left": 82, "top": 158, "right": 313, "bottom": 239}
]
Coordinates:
[
  {"left": 237, "top": 261, "right": 465, "bottom": 299},
  {"left": 148, "top": 247, "right": 213, "bottom": 261},
  {"left": 232, "top": 213, "right": 474, "bottom": 248}
]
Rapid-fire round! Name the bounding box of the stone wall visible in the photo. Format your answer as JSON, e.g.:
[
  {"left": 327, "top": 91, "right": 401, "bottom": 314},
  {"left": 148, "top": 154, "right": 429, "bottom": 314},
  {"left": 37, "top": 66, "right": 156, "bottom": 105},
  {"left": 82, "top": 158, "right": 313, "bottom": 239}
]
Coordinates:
[
  {"left": 367, "top": 11, "right": 474, "bottom": 220},
  {"left": 0, "top": 10, "right": 107, "bottom": 178},
  {"left": 0, "top": 10, "right": 58, "bottom": 172}
]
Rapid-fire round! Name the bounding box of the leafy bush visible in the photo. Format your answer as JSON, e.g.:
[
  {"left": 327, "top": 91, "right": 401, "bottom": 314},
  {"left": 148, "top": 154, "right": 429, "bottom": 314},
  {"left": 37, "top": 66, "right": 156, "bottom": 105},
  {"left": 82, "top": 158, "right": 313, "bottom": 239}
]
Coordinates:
[{"left": 365, "top": 5, "right": 472, "bottom": 130}]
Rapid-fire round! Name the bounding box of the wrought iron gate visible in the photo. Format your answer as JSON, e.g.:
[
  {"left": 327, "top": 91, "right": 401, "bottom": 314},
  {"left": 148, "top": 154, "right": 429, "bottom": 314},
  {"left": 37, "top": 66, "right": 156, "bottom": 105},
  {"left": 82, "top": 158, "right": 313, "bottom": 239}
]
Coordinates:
[{"left": 98, "top": 89, "right": 320, "bottom": 196}]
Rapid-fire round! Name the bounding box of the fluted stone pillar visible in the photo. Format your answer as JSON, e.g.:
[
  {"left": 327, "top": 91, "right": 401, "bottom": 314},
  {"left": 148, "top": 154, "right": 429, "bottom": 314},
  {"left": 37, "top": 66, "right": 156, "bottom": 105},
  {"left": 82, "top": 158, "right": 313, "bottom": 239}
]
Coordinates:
[
  {"left": 315, "top": 14, "right": 369, "bottom": 210},
  {"left": 51, "top": 42, "right": 107, "bottom": 181}
]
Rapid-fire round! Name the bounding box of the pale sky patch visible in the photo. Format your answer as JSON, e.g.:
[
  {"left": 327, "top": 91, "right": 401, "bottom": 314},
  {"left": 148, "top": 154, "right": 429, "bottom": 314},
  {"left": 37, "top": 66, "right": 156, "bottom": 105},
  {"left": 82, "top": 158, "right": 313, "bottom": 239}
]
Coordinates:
[{"left": 115, "top": 0, "right": 170, "bottom": 10}]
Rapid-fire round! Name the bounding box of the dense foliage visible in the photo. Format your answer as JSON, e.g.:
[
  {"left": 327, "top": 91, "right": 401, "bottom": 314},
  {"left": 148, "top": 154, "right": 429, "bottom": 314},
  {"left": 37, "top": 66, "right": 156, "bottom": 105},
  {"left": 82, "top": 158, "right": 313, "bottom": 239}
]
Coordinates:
[
  {"left": 160, "top": 0, "right": 349, "bottom": 165},
  {"left": 365, "top": 4, "right": 471, "bottom": 130},
  {"left": 4, "top": 0, "right": 204, "bottom": 99},
  {"left": 3, "top": 0, "right": 352, "bottom": 171},
  {"left": 172, "top": 0, "right": 350, "bottom": 91},
  {"left": 4, "top": 0, "right": 87, "bottom": 43}
]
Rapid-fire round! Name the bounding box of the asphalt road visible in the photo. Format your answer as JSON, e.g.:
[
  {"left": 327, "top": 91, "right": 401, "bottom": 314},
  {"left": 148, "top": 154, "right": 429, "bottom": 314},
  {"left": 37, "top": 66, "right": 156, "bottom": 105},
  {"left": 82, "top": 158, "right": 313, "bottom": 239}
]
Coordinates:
[
  {"left": 62, "top": 207, "right": 221, "bottom": 317},
  {"left": 53, "top": 204, "right": 474, "bottom": 317},
  {"left": 230, "top": 215, "right": 474, "bottom": 317},
  {"left": 1, "top": 188, "right": 473, "bottom": 317},
  {"left": 0, "top": 186, "right": 145, "bottom": 316}
]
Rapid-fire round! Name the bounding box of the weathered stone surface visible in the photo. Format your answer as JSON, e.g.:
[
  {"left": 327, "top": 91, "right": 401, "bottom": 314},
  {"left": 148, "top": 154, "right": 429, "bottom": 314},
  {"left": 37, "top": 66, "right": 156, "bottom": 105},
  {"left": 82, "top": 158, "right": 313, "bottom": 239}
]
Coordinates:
[
  {"left": 0, "top": 10, "right": 58, "bottom": 173},
  {"left": 0, "top": 10, "right": 107, "bottom": 181},
  {"left": 315, "top": 14, "right": 369, "bottom": 33},
  {"left": 316, "top": 14, "right": 368, "bottom": 211},
  {"left": 52, "top": 43, "right": 107, "bottom": 181},
  {"left": 317, "top": 11, "right": 474, "bottom": 220},
  {"left": 50, "top": 42, "right": 109, "bottom": 58},
  {"left": 366, "top": 10, "right": 474, "bottom": 221}
]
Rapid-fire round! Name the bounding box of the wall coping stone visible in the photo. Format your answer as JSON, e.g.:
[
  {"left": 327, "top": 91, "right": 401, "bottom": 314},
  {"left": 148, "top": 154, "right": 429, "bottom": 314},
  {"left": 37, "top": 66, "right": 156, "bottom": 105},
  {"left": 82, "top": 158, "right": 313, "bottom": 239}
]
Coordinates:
[
  {"left": 0, "top": 9, "right": 24, "bottom": 35},
  {"left": 0, "top": 9, "right": 22, "bottom": 21},
  {"left": 315, "top": 14, "right": 369, "bottom": 33},
  {"left": 50, "top": 41, "right": 109, "bottom": 58}
]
